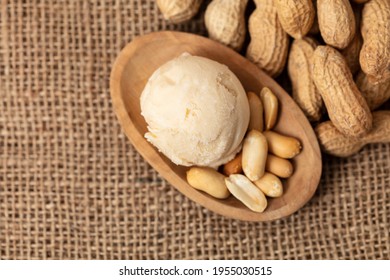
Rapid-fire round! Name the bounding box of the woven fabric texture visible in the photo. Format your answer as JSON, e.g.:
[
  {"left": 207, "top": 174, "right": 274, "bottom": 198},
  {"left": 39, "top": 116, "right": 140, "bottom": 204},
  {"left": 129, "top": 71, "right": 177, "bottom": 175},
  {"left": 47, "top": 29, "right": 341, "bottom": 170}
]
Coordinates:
[{"left": 1, "top": 0, "right": 389, "bottom": 260}]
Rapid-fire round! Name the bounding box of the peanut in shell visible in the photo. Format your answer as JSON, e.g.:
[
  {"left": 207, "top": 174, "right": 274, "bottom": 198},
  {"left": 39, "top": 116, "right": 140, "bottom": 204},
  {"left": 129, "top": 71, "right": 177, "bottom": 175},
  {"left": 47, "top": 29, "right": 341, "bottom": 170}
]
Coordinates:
[{"left": 312, "top": 46, "right": 372, "bottom": 137}]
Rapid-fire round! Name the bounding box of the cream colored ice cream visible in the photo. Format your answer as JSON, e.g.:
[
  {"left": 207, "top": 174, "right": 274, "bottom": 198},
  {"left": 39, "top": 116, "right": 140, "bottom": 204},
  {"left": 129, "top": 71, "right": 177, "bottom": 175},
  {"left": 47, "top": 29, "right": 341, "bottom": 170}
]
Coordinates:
[{"left": 140, "top": 53, "right": 249, "bottom": 167}]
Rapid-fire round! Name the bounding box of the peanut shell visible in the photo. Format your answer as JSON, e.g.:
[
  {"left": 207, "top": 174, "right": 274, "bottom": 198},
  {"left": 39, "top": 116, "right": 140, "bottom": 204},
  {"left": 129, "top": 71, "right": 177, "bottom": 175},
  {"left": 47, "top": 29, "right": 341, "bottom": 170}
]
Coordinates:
[
  {"left": 205, "top": 0, "right": 248, "bottom": 51},
  {"left": 315, "top": 111, "right": 390, "bottom": 157},
  {"left": 317, "top": 0, "right": 356, "bottom": 49},
  {"left": 288, "top": 37, "right": 323, "bottom": 121},
  {"left": 312, "top": 46, "right": 372, "bottom": 137},
  {"left": 341, "top": 5, "right": 363, "bottom": 74},
  {"left": 246, "top": 0, "right": 289, "bottom": 77},
  {"left": 157, "top": 0, "right": 203, "bottom": 23},
  {"left": 276, "top": 0, "right": 315, "bottom": 39},
  {"left": 360, "top": 0, "right": 390, "bottom": 83},
  {"left": 356, "top": 71, "right": 390, "bottom": 111}
]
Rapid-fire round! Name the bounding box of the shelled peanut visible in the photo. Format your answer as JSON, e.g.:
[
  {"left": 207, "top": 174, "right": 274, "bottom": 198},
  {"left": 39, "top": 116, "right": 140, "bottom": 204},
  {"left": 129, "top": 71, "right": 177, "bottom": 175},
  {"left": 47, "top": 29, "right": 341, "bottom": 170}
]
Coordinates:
[
  {"left": 186, "top": 87, "right": 302, "bottom": 213},
  {"left": 242, "top": 130, "right": 268, "bottom": 181},
  {"left": 260, "top": 87, "right": 279, "bottom": 130},
  {"left": 187, "top": 167, "right": 230, "bottom": 199},
  {"left": 254, "top": 173, "right": 283, "bottom": 198},
  {"left": 263, "top": 131, "right": 302, "bottom": 159},
  {"left": 265, "top": 155, "right": 294, "bottom": 178},
  {"left": 225, "top": 174, "right": 268, "bottom": 213},
  {"left": 223, "top": 151, "right": 294, "bottom": 179}
]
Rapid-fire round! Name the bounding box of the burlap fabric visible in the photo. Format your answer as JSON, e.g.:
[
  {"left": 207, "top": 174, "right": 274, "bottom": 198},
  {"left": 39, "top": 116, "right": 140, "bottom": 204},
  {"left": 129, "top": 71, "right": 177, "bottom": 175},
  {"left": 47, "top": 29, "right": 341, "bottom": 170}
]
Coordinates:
[{"left": 1, "top": 0, "right": 389, "bottom": 260}]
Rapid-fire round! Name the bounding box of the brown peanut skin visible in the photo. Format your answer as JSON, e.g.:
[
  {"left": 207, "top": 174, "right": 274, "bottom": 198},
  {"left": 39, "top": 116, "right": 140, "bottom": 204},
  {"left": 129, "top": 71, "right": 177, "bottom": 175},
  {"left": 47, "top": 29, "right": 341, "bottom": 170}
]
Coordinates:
[
  {"left": 317, "top": 0, "right": 356, "bottom": 49},
  {"left": 205, "top": 0, "right": 248, "bottom": 51},
  {"left": 157, "top": 0, "right": 203, "bottom": 23},
  {"left": 360, "top": 0, "right": 390, "bottom": 84},
  {"left": 223, "top": 152, "right": 243, "bottom": 176},
  {"left": 312, "top": 46, "right": 372, "bottom": 137},
  {"left": 246, "top": 0, "right": 289, "bottom": 77},
  {"left": 315, "top": 111, "right": 390, "bottom": 157},
  {"left": 276, "top": 0, "right": 315, "bottom": 39},
  {"left": 288, "top": 37, "right": 323, "bottom": 121},
  {"left": 356, "top": 71, "right": 390, "bottom": 110},
  {"left": 247, "top": 91, "right": 264, "bottom": 132}
]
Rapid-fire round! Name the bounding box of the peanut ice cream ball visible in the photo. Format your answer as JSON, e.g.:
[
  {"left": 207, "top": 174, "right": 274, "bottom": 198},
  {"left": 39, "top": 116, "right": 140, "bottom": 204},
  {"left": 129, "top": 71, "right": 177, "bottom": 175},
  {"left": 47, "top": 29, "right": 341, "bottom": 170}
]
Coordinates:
[{"left": 140, "top": 53, "right": 250, "bottom": 167}]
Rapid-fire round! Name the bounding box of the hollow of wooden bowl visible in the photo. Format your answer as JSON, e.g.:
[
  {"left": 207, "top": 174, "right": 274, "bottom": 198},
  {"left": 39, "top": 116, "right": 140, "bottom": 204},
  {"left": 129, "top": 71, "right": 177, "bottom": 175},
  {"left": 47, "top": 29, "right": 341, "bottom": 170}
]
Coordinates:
[{"left": 110, "top": 31, "right": 322, "bottom": 221}]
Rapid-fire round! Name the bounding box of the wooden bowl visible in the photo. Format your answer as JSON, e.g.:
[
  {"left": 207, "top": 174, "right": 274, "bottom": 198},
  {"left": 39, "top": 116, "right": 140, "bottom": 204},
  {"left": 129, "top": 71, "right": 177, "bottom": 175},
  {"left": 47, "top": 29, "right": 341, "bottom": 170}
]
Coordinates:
[{"left": 110, "top": 31, "right": 322, "bottom": 221}]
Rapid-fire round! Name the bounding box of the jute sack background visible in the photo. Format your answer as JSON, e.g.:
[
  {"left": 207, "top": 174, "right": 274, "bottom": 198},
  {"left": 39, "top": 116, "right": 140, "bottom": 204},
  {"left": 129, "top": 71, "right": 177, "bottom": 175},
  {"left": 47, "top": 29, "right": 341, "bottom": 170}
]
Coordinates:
[{"left": 0, "top": 0, "right": 389, "bottom": 260}]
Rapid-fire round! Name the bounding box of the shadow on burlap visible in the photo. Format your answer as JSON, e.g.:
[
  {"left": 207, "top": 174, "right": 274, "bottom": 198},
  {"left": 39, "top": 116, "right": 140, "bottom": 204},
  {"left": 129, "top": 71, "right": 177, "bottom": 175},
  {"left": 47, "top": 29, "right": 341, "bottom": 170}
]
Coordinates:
[{"left": 0, "top": 0, "right": 389, "bottom": 260}]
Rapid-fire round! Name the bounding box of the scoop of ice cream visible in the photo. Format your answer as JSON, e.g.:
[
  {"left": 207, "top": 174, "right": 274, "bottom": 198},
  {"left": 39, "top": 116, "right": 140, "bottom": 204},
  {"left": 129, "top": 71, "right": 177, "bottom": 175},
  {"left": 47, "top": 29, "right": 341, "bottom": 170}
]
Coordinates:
[{"left": 140, "top": 53, "right": 249, "bottom": 167}]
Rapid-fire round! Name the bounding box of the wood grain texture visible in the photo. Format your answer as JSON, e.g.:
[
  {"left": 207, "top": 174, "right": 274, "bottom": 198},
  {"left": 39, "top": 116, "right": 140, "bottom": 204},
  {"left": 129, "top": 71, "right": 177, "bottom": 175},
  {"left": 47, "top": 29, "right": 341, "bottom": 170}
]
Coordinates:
[{"left": 110, "top": 31, "right": 321, "bottom": 221}]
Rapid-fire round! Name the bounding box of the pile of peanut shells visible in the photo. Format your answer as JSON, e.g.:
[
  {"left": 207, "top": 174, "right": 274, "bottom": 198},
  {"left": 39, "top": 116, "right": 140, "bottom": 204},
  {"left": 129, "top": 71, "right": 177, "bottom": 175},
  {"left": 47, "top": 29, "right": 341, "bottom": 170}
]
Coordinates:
[{"left": 157, "top": 0, "right": 390, "bottom": 158}]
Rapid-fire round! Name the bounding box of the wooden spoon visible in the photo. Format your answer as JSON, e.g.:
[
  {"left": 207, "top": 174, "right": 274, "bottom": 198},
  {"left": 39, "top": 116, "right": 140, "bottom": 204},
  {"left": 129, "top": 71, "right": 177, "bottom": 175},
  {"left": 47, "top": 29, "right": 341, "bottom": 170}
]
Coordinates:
[{"left": 110, "top": 31, "right": 322, "bottom": 221}]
